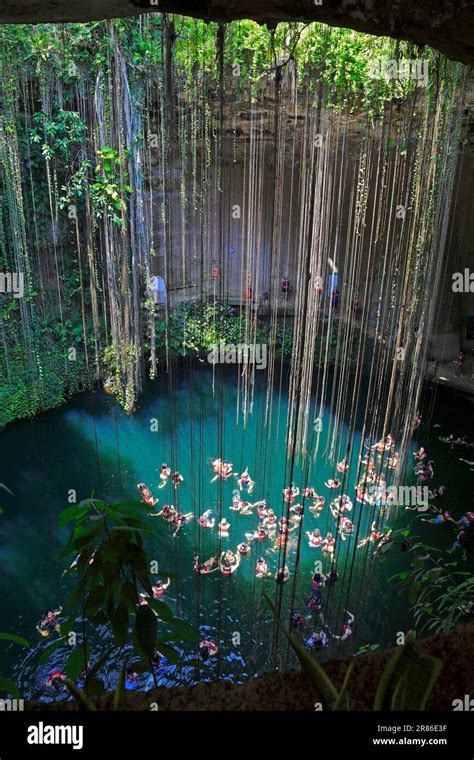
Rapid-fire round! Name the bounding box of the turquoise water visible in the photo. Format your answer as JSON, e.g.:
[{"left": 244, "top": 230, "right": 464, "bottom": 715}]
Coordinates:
[{"left": 0, "top": 364, "right": 471, "bottom": 701}]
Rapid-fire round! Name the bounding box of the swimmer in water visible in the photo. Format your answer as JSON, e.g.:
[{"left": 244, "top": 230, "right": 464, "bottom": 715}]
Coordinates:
[
  {"left": 333, "top": 611, "right": 355, "bottom": 641},
  {"left": 198, "top": 510, "right": 215, "bottom": 529},
  {"left": 448, "top": 530, "right": 470, "bottom": 560},
  {"left": 307, "top": 629, "right": 329, "bottom": 650},
  {"left": 193, "top": 555, "right": 218, "bottom": 574},
  {"left": 421, "top": 509, "right": 456, "bottom": 525},
  {"left": 373, "top": 528, "right": 393, "bottom": 556},
  {"left": 152, "top": 578, "right": 171, "bottom": 598},
  {"left": 238, "top": 466, "right": 255, "bottom": 494},
  {"left": 171, "top": 471, "right": 184, "bottom": 488},
  {"left": 290, "top": 502, "right": 304, "bottom": 520},
  {"left": 414, "top": 447, "right": 426, "bottom": 461},
  {"left": 330, "top": 495, "right": 353, "bottom": 517},
  {"left": 336, "top": 458, "right": 349, "bottom": 474},
  {"left": 274, "top": 517, "right": 297, "bottom": 548},
  {"left": 322, "top": 532, "right": 336, "bottom": 557},
  {"left": 457, "top": 511, "right": 474, "bottom": 529},
  {"left": 303, "top": 487, "right": 317, "bottom": 499},
  {"left": 275, "top": 566, "right": 290, "bottom": 585},
  {"left": 263, "top": 508, "right": 277, "bottom": 528},
  {"left": 357, "top": 521, "right": 386, "bottom": 549},
  {"left": 291, "top": 613, "right": 307, "bottom": 630},
  {"left": 311, "top": 572, "right": 326, "bottom": 591},
  {"left": 237, "top": 542, "right": 251, "bottom": 556},
  {"left": 256, "top": 557, "right": 272, "bottom": 578},
  {"left": 46, "top": 670, "right": 66, "bottom": 690},
  {"left": 387, "top": 452, "right": 400, "bottom": 470},
  {"left": 150, "top": 503, "right": 177, "bottom": 522},
  {"left": 137, "top": 483, "right": 158, "bottom": 507},
  {"left": 172, "top": 510, "right": 194, "bottom": 537},
  {"left": 245, "top": 525, "right": 268, "bottom": 543},
  {"left": 159, "top": 463, "right": 171, "bottom": 488},
  {"left": 324, "top": 478, "right": 341, "bottom": 490},
  {"left": 200, "top": 640, "right": 218, "bottom": 659},
  {"left": 338, "top": 517, "right": 354, "bottom": 541},
  {"left": 219, "top": 550, "right": 240, "bottom": 576},
  {"left": 309, "top": 494, "right": 325, "bottom": 517},
  {"left": 218, "top": 518, "right": 231, "bottom": 538},
  {"left": 211, "top": 458, "right": 236, "bottom": 482},
  {"left": 37, "top": 607, "right": 63, "bottom": 638},
  {"left": 283, "top": 484, "right": 300, "bottom": 504},
  {"left": 306, "top": 528, "right": 322, "bottom": 548}
]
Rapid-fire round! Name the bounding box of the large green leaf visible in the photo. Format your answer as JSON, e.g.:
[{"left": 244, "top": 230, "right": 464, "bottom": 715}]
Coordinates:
[
  {"left": 0, "top": 674, "right": 20, "bottom": 699},
  {"left": 134, "top": 604, "right": 157, "bottom": 660},
  {"left": 0, "top": 633, "right": 30, "bottom": 648}
]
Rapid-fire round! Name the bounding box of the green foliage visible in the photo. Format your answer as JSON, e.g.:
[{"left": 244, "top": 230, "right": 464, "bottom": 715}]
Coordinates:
[
  {"left": 91, "top": 147, "right": 132, "bottom": 226},
  {"left": 56, "top": 497, "right": 196, "bottom": 696},
  {"left": 389, "top": 530, "right": 474, "bottom": 635}
]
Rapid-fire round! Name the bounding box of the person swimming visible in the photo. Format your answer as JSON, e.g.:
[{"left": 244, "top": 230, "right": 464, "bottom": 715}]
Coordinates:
[
  {"left": 333, "top": 611, "right": 355, "bottom": 641},
  {"left": 414, "top": 447, "right": 426, "bottom": 461},
  {"left": 458, "top": 511, "right": 474, "bottom": 529},
  {"left": 237, "top": 542, "right": 251, "bottom": 556},
  {"left": 198, "top": 510, "right": 215, "bottom": 529},
  {"left": 283, "top": 484, "right": 300, "bottom": 503},
  {"left": 448, "top": 530, "right": 470, "bottom": 559},
  {"left": 218, "top": 518, "right": 231, "bottom": 538},
  {"left": 336, "top": 458, "right": 349, "bottom": 474},
  {"left": 263, "top": 508, "right": 277, "bottom": 527},
  {"left": 171, "top": 471, "right": 184, "bottom": 488},
  {"left": 338, "top": 517, "right": 354, "bottom": 541},
  {"left": 211, "top": 458, "right": 235, "bottom": 482},
  {"left": 306, "top": 528, "right": 322, "bottom": 548},
  {"left": 275, "top": 566, "right": 290, "bottom": 585},
  {"left": 330, "top": 494, "right": 353, "bottom": 517},
  {"left": 200, "top": 640, "right": 218, "bottom": 659},
  {"left": 148, "top": 503, "right": 177, "bottom": 521},
  {"left": 307, "top": 629, "right": 329, "bottom": 650},
  {"left": 255, "top": 557, "right": 271, "bottom": 578},
  {"left": 357, "top": 521, "right": 385, "bottom": 549},
  {"left": 46, "top": 670, "right": 66, "bottom": 690},
  {"left": 324, "top": 478, "right": 341, "bottom": 490},
  {"left": 137, "top": 482, "right": 158, "bottom": 507},
  {"left": 322, "top": 532, "right": 336, "bottom": 557},
  {"left": 193, "top": 555, "right": 218, "bottom": 574},
  {"left": 219, "top": 550, "right": 240, "bottom": 576},
  {"left": 303, "top": 487, "right": 317, "bottom": 499},
  {"left": 291, "top": 613, "right": 307, "bottom": 630},
  {"left": 159, "top": 463, "right": 171, "bottom": 488},
  {"left": 311, "top": 572, "right": 326, "bottom": 591},
  {"left": 290, "top": 503, "right": 304, "bottom": 520},
  {"left": 38, "top": 607, "right": 63, "bottom": 638},
  {"left": 238, "top": 466, "right": 255, "bottom": 493},
  {"left": 245, "top": 525, "right": 268, "bottom": 544},
  {"left": 172, "top": 510, "right": 194, "bottom": 537},
  {"left": 421, "top": 509, "right": 456, "bottom": 525},
  {"left": 152, "top": 578, "right": 171, "bottom": 598},
  {"left": 309, "top": 494, "right": 325, "bottom": 517}
]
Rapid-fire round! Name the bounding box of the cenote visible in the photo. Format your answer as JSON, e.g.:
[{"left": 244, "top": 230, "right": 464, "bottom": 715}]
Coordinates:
[
  {"left": 0, "top": 362, "right": 472, "bottom": 701},
  {"left": 0, "top": 13, "right": 473, "bottom": 708}
]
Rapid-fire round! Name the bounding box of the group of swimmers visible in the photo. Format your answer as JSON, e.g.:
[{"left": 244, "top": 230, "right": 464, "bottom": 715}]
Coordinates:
[{"left": 410, "top": 444, "right": 473, "bottom": 559}]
